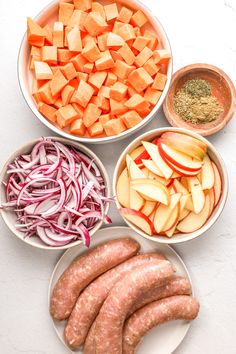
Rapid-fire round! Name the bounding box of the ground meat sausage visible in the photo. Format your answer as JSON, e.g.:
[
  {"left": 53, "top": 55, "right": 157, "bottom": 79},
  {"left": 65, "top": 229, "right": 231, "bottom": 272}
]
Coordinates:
[
  {"left": 50, "top": 237, "right": 140, "bottom": 320},
  {"left": 94, "top": 260, "right": 174, "bottom": 354},
  {"left": 65, "top": 252, "right": 166, "bottom": 349},
  {"left": 123, "top": 295, "right": 200, "bottom": 354}
]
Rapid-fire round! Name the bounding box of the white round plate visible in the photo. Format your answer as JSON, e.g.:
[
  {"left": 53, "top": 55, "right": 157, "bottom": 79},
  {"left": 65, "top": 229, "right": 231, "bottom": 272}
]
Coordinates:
[{"left": 48, "top": 226, "right": 194, "bottom": 354}]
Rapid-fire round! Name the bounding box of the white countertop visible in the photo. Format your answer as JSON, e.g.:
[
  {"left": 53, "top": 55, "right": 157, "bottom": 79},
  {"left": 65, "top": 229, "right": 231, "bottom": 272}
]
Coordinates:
[{"left": 0, "top": 0, "right": 235, "bottom": 353}]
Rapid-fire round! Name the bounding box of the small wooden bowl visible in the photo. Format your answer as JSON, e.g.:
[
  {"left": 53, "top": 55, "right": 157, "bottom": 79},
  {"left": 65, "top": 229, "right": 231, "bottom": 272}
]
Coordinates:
[{"left": 163, "top": 64, "right": 236, "bottom": 136}]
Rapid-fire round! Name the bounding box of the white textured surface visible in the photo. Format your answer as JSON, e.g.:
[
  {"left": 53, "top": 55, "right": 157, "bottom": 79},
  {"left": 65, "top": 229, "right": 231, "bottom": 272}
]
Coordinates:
[{"left": 0, "top": 0, "right": 235, "bottom": 353}]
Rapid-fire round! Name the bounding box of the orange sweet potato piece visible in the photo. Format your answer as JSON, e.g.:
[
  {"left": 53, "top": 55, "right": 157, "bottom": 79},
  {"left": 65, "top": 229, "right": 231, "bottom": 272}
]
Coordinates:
[
  {"left": 153, "top": 49, "right": 171, "bottom": 64},
  {"left": 110, "top": 98, "right": 128, "bottom": 115},
  {"left": 43, "top": 25, "right": 53, "bottom": 45},
  {"left": 117, "top": 6, "right": 133, "bottom": 23},
  {"left": 112, "top": 60, "right": 135, "bottom": 80},
  {"left": 117, "top": 24, "right": 136, "bottom": 42},
  {"left": 60, "top": 62, "right": 77, "bottom": 80},
  {"left": 54, "top": 97, "right": 63, "bottom": 109},
  {"left": 88, "top": 121, "right": 104, "bottom": 137},
  {"left": 34, "top": 61, "right": 53, "bottom": 80},
  {"left": 88, "top": 71, "right": 107, "bottom": 89},
  {"left": 38, "top": 82, "right": 58, "bottom": 105},
  {"left": 144, "top": 87, "right": 162, "bottom": 106},
  {"left": 68, "top": 9, "right": 86, "bottom": 29},
  {"left": 133, "top": 27, "right": 141, "bottom": 37},
  {"left": 84, "top": 62, "right": 94, "bottom": 73},
  {"left": 67, "top": 27, "right": 82, "bottom": 52},
  {"left": 59, "top": 2, "right": 74, "bottom": 25},
  {"left": 91, "top": 95, "right": 110, "bottom": 112},
  {"left": 125, "top": 93, "right": 150, "bottom": 116},
  {"left": 118, "top": 43, "right": 135, "bottom": 65},
  {"left": 98, "top": 85, "right": 110, "bottom": 98},
  {"left": 27, "top": 17, "right": 46, "bottom": 47},
  {"left": 30, "top": 46, "right": 41, "bottom": 57},
  {"left": 152, "top": 72, "right": 167, "bottom": 90},
  {"left": 50, "top": 69, "right": 68, "bottom": 96},
  {"left": 82, "top": 34, "right": 97, "bottom": 47},
  {"left": 130, "top": 10, "right": 148, "bottom": 28},
  {"left": 29, "top": 56, "right": 40, "bottom": 70},
  {"left": 61, "top": 85, "right": 75, "bottom": 106},
  {"left": 53, "top": 22, "right": 64, "bottom": 47},
  {"left": 74, "top": 0, "right": 92, "bottom": 11},
  {"left": 112, "top": 21, "right": 124, "bottom": 34},
  {"left": 120, "top": 110, "right": 142, "bottom": 128},
  {"left": 104, "top": 72, "right": 117, "bottom": 86},
  {"left": 97, "top": 33, "right": 108, "bottom": 51},
  {"left": 92, "top": 2, "right": 105, "bottom": 19},
  {"left": 71, "top": 103, "right": 84, "bottom": 117},
  {"left": 84, "top": 12, "right": 107, "bottom": 36},
  {"left": 57, "top": 49, "right": 75, "bottom": 63},
  {"left": 127, "top": 85, "right": 141, "bottom": 97},
  {"left": 56, "top": 104, "right": 79, "bottom": 128},
  {"left": 70, "top": 54, "right": 87, "bottom": 71},
  {"left": 107, "top": 32, "right": 124, "bottom": 48},
  {"left": 41, "top": 46, "right": 57, "bottom": 65},
  {"left": 83, "top": 103, "right": 102, "bottom": 127},
  {"left": 128, "top": 67, "right": 153, "bottom": 93},
  {"left": 82, "top": 41, "right": 101, "bottom": 63},
  {"left": 104, "top": 3, "right": 118, "bottom": 22},
  {"left": 103, "top": 118, "right": 126, "bottom": 136},
  {"left": 110, "top": 81, "right": 128, "bottom": 101},
  {"left": 143, "top": 30, "right": 158, "bottom": 50},
  {"left": 69, "top": 78, "right": 79, "bottom": 89},
  {"left": 77, "top": 72, "right": 88, "bottom": 82},
  {"left": 38, "top": 102, "right": 57, "bottom": 122},
  {"left": 70, "top": 118, "right": 86, "bottom": 135},
  {"left": 95, "top": 50, "right": 114, "bottom": 70},
  {"left": 99, "top": 113, "right": 110, "bottom": 125},
  {"left": 132, "top": 36, "right": 150, "bottom": 52},
  {"left": 110, "top": 50, "right": 123, "bottom": 62},
  {"left": 135, "top": 47, "right": 153, "bottom": 67},
  {"left": 73, "top": 80, "right": 94, "bottom": 107},
  {"left": 143, "top": 59, "right": 160, "bottom": 77}
]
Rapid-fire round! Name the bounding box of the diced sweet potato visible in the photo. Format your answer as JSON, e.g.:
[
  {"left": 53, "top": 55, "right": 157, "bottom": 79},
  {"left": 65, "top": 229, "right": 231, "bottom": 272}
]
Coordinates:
[
  {"left": 54, "top": 97, "right": 63, "bottom": 108},
  {"left": 88, "top": 121, "right": 104, "bottom": 136},
  {"left": 88, "top": 71, "right": 107, "bottom": 89},
  {"left": 82, "top": 34, "right": 97, "bottom": 48},
  {"left": 110, "top": 98, "right": 128, "bottom": 115},
  {"left": 92, "top": 2, "right": 105, "bottom": 19},
  {"left": 84, "top": 62, "right": 94, "bottom": 73},
  {"left": 130, "top": 10, "right": 148, "bottom": 27},
  {"left": 112, "top": 21, "right": 125, "bottom": 34},
  {"left": 110, "top": 50, "right": 123, "bottom": 62},
  {"left": 68, "top": 9, "right": 86, "bottom": 29},
  {"left": 84, "top": 12, "right": 108, "bottom": 36},
  {"left": 38, "top": 102, "right": 57, "bottom": 122},
  {"left": 153, "top": 49, "right": 171, "bottom": 64},
  {"left": 50, "top": 69, "right": 68, "bottom": 96},
  {"left": 77, "top": 72, "right": 88, "bottom": 82},
  {"left": 57, "top": 49, "right": 75, "bottom": 63},
  {"left": 125, "top": 93, "right": 150, "bottom": 116},
  {"left": 34, "top": 61, "right": 53, "bottom": 80},
  {"left": 43, "top": 25, "right": 53, "bottom": 45},
  {"left": 104, "top": 3, "right": 118, "bottom": 22},
  {"left": 117, "top": 24, "right": 136, "bottom": 42},
  {"left": 117, "top": 7, "right": 133, "bottom": 24},
  {"left": 143, "top": 59, "right": 160, "bottom": 77},
  {"left": 103, "top": 118, "right": 126, "bottom": 136},
  {"left": 132, "top": 36, "right": 150, "bottom": 52},
  {"left": 64, "top": 26, "right": 72, "bottom": 47},
  {"left": 82, "top": 41, "right": 101, "bottom": 63},
  {"left": 112, "top": 60, "right": 135, "bottom": 80},
  {"left": 95, "top": 50, "right": 114, "bottom": 70},
  {"left": 60, "top": 62, "right": 77, "bottom": 81},
  {"left": 30, "top": 56, "right": 40, "bottom": 70},
  {"left": 56, "top": 104, "right": 78, "bottom": 128},
  {"left": 128, "top": 67, "right": 153, "bottom": 93},
  {"left": 143, "top": 30, "right": 158, "bottom": 51},
  {"left": 83, "top": 102, "right": 102, "bottom": 127},
  {"left": 99, "top": 113, "right": 110, "bottom": 125},
  {"left": 69, "top": 78, "right": 79, "bottom": 89},
  {"left": 107, "top": 32, "right": 124, "bottom": 48},
  {"left": 144, "top": 87, "right": 162, "bottom": 106},
  {"left": 70, "top": 53, "right": 87, "bottom": 71},
  {"left": 61, "top": 85, "right": 75, "bottom": 106},
  {"left": 97, "top": 33, "right": 108, "bottom": 51},
  {"left": 127, "top": 85, "right": 141, "bottom": 97},
  {"left": 59, "top": 2, "right": 74, "bottom": 25},
  {"left": 73, "top": 80, "right": 94, "bottom": 107},
  {"left": 53, "top": 22, "right": 64, "bottom": 47},
  {"left": 105, "top": 72, "right": 117, "bottom": 86},
  {"left": 67, "top": 27, "right": 82, "bottom": 52},
  {"left": 27, "top": 17, "right": 46, "bottom": 47},
  {"left": 120, "top": 110, "right": 142, "bottom": 128},
  {"left": 135, "top": 47, "right": 153, "bottom": 67},
  {"left": 152, "top": 72, "right": 167, "bottom": 90},
  {"left": 91, "top": 95, "right": 110, "bottom": 112},
  {"left": 70, "top": 118, "right": 86, "bottom": 135},
  {"left": 71, "top": 103, "right": 84, "bottom": 117},
  {"left": 74, "top": 0, "right": 92, "bottom": 11},
  {"left": 118, "top": 43, "right": 135, "bottom": 65},
  {"left": 37, "top": 82, "right": 58, "bottom": 104},
  {"left": 110, "top": 81, "right": 128, "bottom": 101},
  {"left": 133, "top": 27, "right": 141, "bottom": 37},
  {"left": 98, "top": 85, "right": 110, "bottom": 98},
  {"left": 30, "top": 46, "right": 41, "bottom": 57},
  {"left": 41, "top": 46, "right": 57, "bottom": 65}
]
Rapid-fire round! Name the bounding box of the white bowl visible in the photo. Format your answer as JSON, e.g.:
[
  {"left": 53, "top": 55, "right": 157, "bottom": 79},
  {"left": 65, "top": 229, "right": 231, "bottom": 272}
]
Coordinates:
[
  {"left": 0, "top": 137, "right": 111, "bottom": 250},
  {"left": 113, "top": 127, "right": 228, "bottom": 244},
  {"left": 18, "top": 0, "right": 173, "bottom": 144}
]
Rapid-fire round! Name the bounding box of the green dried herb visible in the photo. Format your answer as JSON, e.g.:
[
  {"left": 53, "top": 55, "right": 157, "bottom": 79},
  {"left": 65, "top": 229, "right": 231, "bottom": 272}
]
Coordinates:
[{"left": 174, "top": 79, "right": 223, "bottom": 124}]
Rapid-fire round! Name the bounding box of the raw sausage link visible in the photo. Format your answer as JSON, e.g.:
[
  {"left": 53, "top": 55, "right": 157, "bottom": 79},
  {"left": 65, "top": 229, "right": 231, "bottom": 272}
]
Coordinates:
[
  {"left": 65, "top": 253, "right": 166, "bottom": 349},
  {"left": 123, "top": 295, "right": 200, "bottom": 354},
  {"left": 50, "top": 238, "right": 140, "bottom": 320},
  {"left": 83, "top": 276, "right": 191, "bottom": 354},
  {"left": 94, "top": 260, "right": 174, "bottom": 354}
]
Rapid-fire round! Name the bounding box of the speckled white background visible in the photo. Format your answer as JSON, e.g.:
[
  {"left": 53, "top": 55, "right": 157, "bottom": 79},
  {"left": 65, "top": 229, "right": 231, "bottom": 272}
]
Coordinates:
[{"left": 0, "top": 0, "right": 235, "bottom": 353}]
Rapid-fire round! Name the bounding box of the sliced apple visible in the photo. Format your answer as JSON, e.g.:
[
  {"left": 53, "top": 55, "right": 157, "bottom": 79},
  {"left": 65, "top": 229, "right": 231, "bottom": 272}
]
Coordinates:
[
  {"left": 130, "top": 146, "right": 145, "bottom": 160},
  {"left": 181, "top": 177, "right": 190, "bottom": 191},
  {"left": 179, "top": 208, "right": 190, "bottom": 221},
  {"left": 154, "top": 193, "right": 181, "bottom": 233},
  {"left": 149, "top": 209, "right": 156, "bottom": 223},
  {"left": 131, "top": 178, "right": 170, "bottom": 205},
  {"left": 142, "top": 141, "right": 173, "bottom": 179},
  {"left": 126, "top": 155, "right": 146, "bottom": 180},
  {"left": 201, "top": 154, "right": 215, "bottom": 190},
  {"left": 130, "top": 187, "right": 144, "bottom": 211},
  {"left": 120, "top": 208, "right": 154, "bottom": 235},
  {"left": 173, "top": 179, "right": 188, "bottom": 195},
  {"left": 159, "top": 132, "right": 207, "bottom": 160},
  {"left": 116, "top": 168, "right": 130, "bottom": 208},
  {"left": 141, "top": 200, "right": 157, "bottom": 216},
  {"left": 162, "top": 203, "right": 180, "bottom": 232},
  {"left": 187, "top": 176, "right": 205, "bottom": 214},
  {"left": 163, "top": 158, "right": 200, "bottom": 177},
  {"left": 208, "top": 189, "right": 215, "bottom": 217},
  {"left": 177, "top": 193, "right": 210, "bottom": 233},
  {"left": 159, "top": 143, "right": 202, "bottom": 172},
  {"left": 142, "top": 159, "right": 164, "bottom": 177},
  {"left": 148, "top": 171, "right": 172, "bottom": 187},
  {"left": 212, "top": 162, "right": 222, "bottom": 206}
]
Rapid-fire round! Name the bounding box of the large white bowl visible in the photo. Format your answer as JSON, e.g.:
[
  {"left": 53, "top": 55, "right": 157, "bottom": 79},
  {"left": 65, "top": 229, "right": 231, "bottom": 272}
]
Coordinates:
[
  {"left": 18, "top": 0, "right": 172, "bottom": 144},
  {"left": 113, "top": 127, "right": 228, "bottom": 244},
  {"left": 0, "top": 137, "right": 111, "bottom": 250}
]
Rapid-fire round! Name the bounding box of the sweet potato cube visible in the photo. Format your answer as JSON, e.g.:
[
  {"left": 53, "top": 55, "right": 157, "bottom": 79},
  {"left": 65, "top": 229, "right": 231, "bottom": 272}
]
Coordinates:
[
  {"left": 144, "top": 87, "right": 162, "bottom": 106},
  {"left": 82, "top": 41, "right": 101, "bottom": 63},
  {"left": 61, "top": 85, "right": 75, "bottom": 106},
  {"left": 130, "top": 10, "right": 148, "bottom": 27},
  {"left": 120, "top": 110, "right": 142, "bottom": 128},
  {"left": 110, "top": 50, "right": 123, "bottom": 62},
  {"left": 135, "top": 47, "right": 153, "bottom": 67},
  {"left": 67, "top": 27, "right": 82, "bottom": 52},
  {"left": 143, "top": 59, "right": 160, "bottom": 77},
  {"left": 34, "top": 61, "right": 53, "bottom": 80},
  {"left": 117, "top": 6, "right": 133, "bottom": 23},
  {"left": 69, "top": 79, "right": 79, "bottom": 89},
  {"left": 95, "top": 50, "right": 114, "bottom": 70},
  {"left": 112, "top": 60, "right": 135, "bottom": 80},
  {"left": 70, "top": 118, "right": 86, "bottom": 135},
  {"left": 56, "top": 104, "right": 79, "bottom": 128},
  {"left": 128, "top": 67, "right": 153, "bottom": 93},
  {"left": 30, "top": 46, "right": 41, "bottom": 57},
  {"left": 107, "top": 32, "right": 125, "bottom": 48},
  {"left": 84, "top": 12, "right": 108, "bottom": 36},
  {"left": 53, "top": 22, "right": 64, "bottom": 47},
  {"left": 83, "top": 103, "right": 102, "bottom": 127},
  {"left": 88, "top": 121, "right": 104, "bottom": 137},
  {"left": 41, "top": 46, "right": 57, "bottom": 65},
  {"left": 110, "top": 82, "right": 128, "bottom": 101},
  {"left": 127, "top": 85, "right": 141, "bottom": 97},
  {"left": 153, "top": 49, "right": 171, "bottom": 64},
  {"left": 103, "top": 118, "right": 126, "bottom": 136},
  {"left": 73, "top": 80, "right": 94, "bottom": 107},
  {"left": 118, "top": 43, "right": 135, "bottom": 65},
  {"left": 88, "top": 71, "right": 107, "bottom": 89},
  {"left": 112, "top": 21, "right": 125, "bottom": 34},
  {"left": 110, "top": 98, "right": 128, "bottom": 115},
  {"left": 57, "top": 49, "right": 74, "bottom": 63},
  {"left": 54, "top": 97, "right": 63, "bottom": 108},
  {"left": 71, "top": 103, "right": 84, "bottom": 117},
  {"left": 38, "top": 82, "right": 57, "bottom": 104},
  {"left": 77, "top": 72, "right": 88, "bottom": 82},
  {"left": 99, "top": 113, "right": 110, "bottom": 125},
  {"left": 104, "top": 3, "right": 118, "bottom": 22},
  {"left": 74, "top": 0, "right": 92, "bottom": 11},
  {"left": 98, "top": 86, "right": 110, "bottom": 98},
  {"left": 125, "top": 93, "right": 150, "bottom": 116},
  {"left": 68, "top": 9, "right": 86, "bottom": 29},
  {"left": 91, "top": 95, "right": 110, "bottom": 112},
  {"left": 83, "top": 62, "right": 94, "bottom": 73},
  {"left": 92, "top": 2, "right": 105, "bottom": 19},
  {"left": 117, "top": 24, "right": 136, "bottom": 42},
  {"left": 50, "top": 69, "right": 68, "bottom": 96},
  {"left": 133, "top": 27, "right": 141, "bottom": 37},
  {"left": 82, "top": 34, "right": 97, "bottom": 47},
  {"left": 29, "top": 56, "right": 40, "bottom": 70},
  {"left": 98, "top": 33, "right": 108, "bottom": 51},
  {"left": 105, "top": 72, "right": 117, "bottom": 86},
  {"left": 43, "top": 25, "right": 53, "bottom": 45},
  {"left": 143, "top": 30, "right": 158, "bottom": 50},
  {"left": 60, "top": 62, "right": 77, "bottom": 81},
  {"left": 27, "top": 17, "right": 46, "bottom": 47},
  {"left": 64, "top": 26, "right": 71, "bottom": 47},
  {"left": 132, "top": 36, "right": 150, "bottom": 52},
  {"left": 70, "top": 54, "right": 87, "bottom": 71},
  {"left": 38, "top": 102, "right": 57, "bottom": 123},
  {"left": 59, "top": 2, "right": 74, "bottom": 25},
  {"left": 152, "top": 73, "right": 167, "bottom": 90}
]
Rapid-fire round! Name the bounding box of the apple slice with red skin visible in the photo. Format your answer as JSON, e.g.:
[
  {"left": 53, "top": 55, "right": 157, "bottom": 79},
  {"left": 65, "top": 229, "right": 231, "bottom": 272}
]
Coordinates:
[
  {"left": 116, "top": 168, "right": 130, "bottom": 208},
  {"left": 212, "top": 162, "right": 222, "bottom": 206},
  {"left": 142, "top": 159, "right": 164, "bottom": 177},
  {"left": 141, "top": 200, "right": 157, "bottom": 216},
  {"left": 188, "top": 176, "right": 205, "bottom": 214},
  {"left": 148, "top": 171, "right": 173, "bottom": 188},
  {"left": 201, "top": 154, "right": 215, "bottom": 190},
  {"left": 130, "top": 146, "right": 145, "bottom": 161},
  {"left": 126, "top": 154, "right": 146, "bottom": 180},
  {"left": 154, "top": 193, "right": 181, "bottom": 233},
  {"left": 131, "top": 178, "right": 170, "bottom": 205},
  {"left": 162, "top": 203, "right": 180, "bottom": 232},
  {"left": 129, "top": 187, "right": 144, "bottom": 211},
  {"left": 207, "top": 189, "right": 215, "bottom": 218},
  {"left": 158, "top": 143, "right": 202, "bottom": 172},
  {"left": 120, "top": 208, "right": 155, "bottom": 235},
  {"left": 160, "top": 157, "right": 201, "bottom": 177},
  {"left": 133, "top": 138, "right": 159, "bottom": 165}
]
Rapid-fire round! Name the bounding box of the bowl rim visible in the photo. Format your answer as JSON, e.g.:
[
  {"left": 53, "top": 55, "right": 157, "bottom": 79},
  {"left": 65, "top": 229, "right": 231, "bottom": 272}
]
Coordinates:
[
  {"left": 113, "top": 126, "right": 229, "bottom": 244},
  {"left": 163, "top": 63, "right": 236, "bottom": 137},
  {"left": 0, "top": 136, "right": 111, "bottom": 250},
  {"left": 17, "top": 0, "right": 173, "bottom": 144}
]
